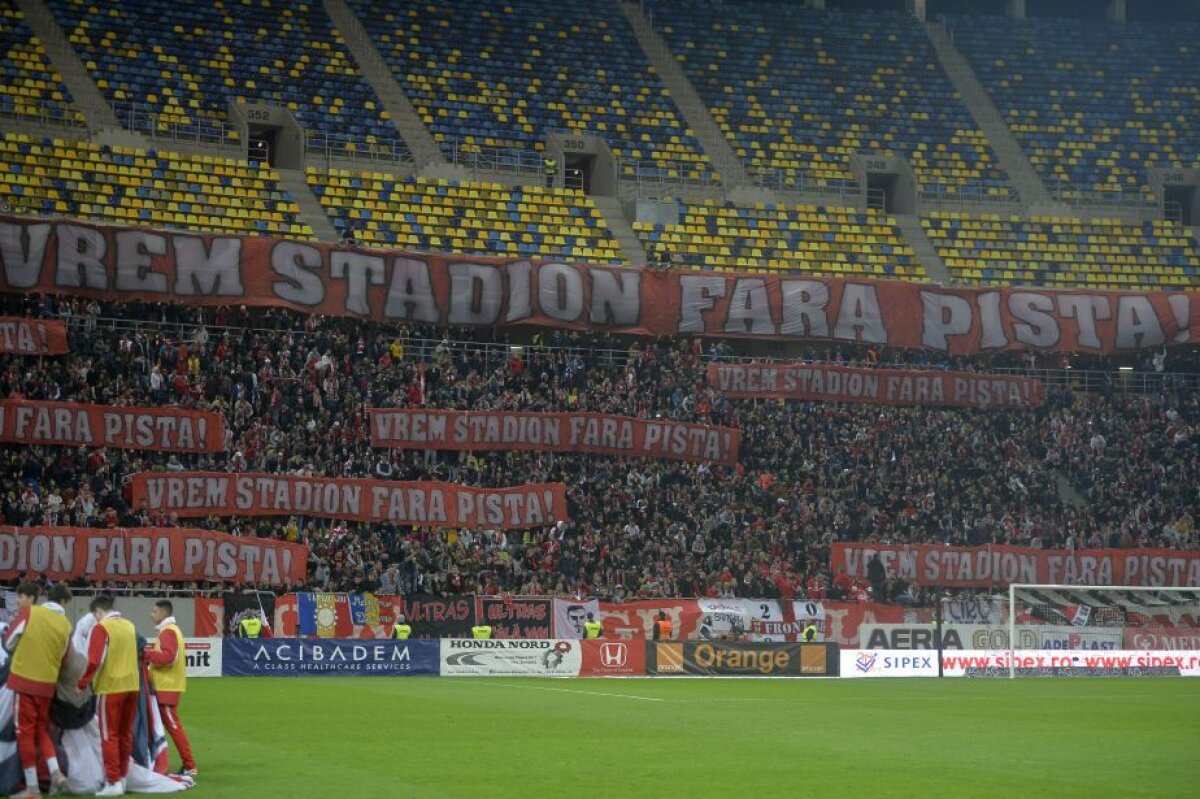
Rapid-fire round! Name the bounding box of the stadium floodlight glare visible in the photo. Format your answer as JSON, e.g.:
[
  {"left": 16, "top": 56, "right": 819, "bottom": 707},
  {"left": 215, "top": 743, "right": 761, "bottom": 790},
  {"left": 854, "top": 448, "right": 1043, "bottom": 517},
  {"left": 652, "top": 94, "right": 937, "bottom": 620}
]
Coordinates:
[{"left": 1006, "top": 584, "right": 1200, "bottom": 678}]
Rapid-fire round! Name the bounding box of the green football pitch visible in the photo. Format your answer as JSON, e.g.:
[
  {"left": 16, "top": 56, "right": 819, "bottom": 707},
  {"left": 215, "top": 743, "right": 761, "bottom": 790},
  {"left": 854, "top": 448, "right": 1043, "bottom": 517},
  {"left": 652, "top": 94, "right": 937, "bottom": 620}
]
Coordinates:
[{"left": 178, "top": 677, "right": 1198, "bottom": 798}]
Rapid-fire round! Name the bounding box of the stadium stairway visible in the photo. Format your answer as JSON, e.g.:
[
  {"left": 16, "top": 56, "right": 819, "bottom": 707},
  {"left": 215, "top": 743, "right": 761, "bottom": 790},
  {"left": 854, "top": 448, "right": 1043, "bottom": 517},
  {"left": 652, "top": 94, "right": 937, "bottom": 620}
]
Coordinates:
[
  {"left": 618, "top": 0, "right": 748, "bottom": 192},
  {"left": 276, "top": 168, "right": 340, "bottom": 243},
  {"left": 893, "top": 214, "right": 951, "bottom": 283},
  {"left": 13, "top": 0, "right": 119, "bottom": 131},
  {"left": 323, "top": 0, "right": 446, "bottom": 169},
  {"left": 590, "top": 194, "right": 649, "bottom": 266},
  {"left": 924, "top": 20, "right": 1060, "bottom": 213}
]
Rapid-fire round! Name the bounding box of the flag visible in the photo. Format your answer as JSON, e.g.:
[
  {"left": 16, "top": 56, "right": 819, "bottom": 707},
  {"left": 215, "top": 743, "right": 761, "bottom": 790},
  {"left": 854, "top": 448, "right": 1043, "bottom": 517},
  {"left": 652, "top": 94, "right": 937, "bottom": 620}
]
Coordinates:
[{"left": 297, "top": 593, "right": 318, "bottom": 636}]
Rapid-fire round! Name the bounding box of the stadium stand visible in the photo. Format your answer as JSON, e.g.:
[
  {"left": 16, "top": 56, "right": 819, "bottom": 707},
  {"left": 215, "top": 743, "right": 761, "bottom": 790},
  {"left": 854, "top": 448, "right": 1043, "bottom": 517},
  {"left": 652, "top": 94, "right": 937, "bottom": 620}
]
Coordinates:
[
  {"left": 950, "top": 15, "right": 1200, "bottom": 198},
  {"left": 0, "top": 0, "right": 1197, "bottom": 607},
  {"left": 923, "top": 212, "right": 1200, "bottom": 288},
  {"left": 1, "top": 294, "right": 1195, "bottom": 599},
  {"left": 648, "top": 1, "right": 1010, "bottom": 196},
  {"left": 0, "top": 0, "right": 76, "bottom": 120},
  {"left": 345, "top": 0, "right": 711, "bottom": 178},
  {"left": 634, "top": 201, "right": 923, "bottom": 277},
  {"left": 0, "top": 133, "right": 311, "bottom": 237},
  {"left": 307, "top": 167, "right": 623, "bottom": 261},
  {"left": 45, "top": 0, "right": 391, "bottom": 141}
]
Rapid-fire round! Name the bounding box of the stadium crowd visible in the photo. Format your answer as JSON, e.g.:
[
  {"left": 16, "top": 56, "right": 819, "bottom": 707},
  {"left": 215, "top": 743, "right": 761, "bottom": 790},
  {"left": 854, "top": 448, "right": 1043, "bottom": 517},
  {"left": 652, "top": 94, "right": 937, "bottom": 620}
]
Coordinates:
[{"left": 0, "top": 295, "right": 1196, "bottom": 605}]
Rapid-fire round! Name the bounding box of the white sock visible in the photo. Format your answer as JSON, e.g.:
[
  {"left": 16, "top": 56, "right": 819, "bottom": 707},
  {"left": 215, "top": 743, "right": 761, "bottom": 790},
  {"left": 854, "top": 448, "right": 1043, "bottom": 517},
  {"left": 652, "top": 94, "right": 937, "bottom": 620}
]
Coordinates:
[
  {"left": 23, "top": 765, "right": 38, "bottom": 792},
  {"left": 46, "top": 757, "right": 60, "bottom": 776}
]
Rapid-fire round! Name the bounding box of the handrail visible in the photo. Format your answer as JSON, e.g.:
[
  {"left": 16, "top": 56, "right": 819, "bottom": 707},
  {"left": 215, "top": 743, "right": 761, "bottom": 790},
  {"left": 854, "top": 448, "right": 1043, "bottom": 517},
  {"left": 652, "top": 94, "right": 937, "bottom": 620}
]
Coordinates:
[
  {"left": 0, "top": 96, "right": 87, "bottom": 129},
  {"left": 58, "top": 314, "right": 1200, "bottom": 394},
  {"left": 1050, "top": 180, "right": 1158, "bottom": 211},
  {"left": 108, "top": 101, "right": 242, "bottom": 152}
]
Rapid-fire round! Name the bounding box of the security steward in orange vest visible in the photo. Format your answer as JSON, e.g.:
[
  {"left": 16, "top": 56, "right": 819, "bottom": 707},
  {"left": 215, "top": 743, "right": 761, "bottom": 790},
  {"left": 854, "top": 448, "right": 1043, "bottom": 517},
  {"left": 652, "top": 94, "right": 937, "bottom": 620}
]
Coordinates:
[
  {"left": 78, "top": 596, "right": 141, "bottom": 797},
  {"left": 652, "top": 611, "right": 673, "bottom": 641}
]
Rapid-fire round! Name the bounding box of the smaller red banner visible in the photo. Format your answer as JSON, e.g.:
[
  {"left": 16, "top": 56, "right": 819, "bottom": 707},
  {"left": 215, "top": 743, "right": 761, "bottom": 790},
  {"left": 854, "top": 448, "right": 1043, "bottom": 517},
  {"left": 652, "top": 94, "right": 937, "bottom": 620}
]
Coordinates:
[
  {"left": 0, "top": 317, "right": 68, "bottom": 355},
  {"left": 0, "top": 525, "right": 307, "bottom": 585},
  {"left": 0, "top": 399, "right": 225, "bottom": 452},
  {"left": 131, "top": 472, "right": 569, "bottom": 529},
  {"left": 708, "top": 363, "right": 1044, "bottom": 408},
  {"left": 369, "top": 409, "right": 739, "bottom": 464}
]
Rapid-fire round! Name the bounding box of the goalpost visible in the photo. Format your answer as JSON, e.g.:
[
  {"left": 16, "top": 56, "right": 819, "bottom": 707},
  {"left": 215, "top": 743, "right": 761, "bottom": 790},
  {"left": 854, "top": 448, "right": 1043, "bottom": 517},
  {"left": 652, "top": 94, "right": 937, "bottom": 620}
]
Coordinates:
[{"left": 1004, "top": 584, "right": 1200, "bottom": 678}]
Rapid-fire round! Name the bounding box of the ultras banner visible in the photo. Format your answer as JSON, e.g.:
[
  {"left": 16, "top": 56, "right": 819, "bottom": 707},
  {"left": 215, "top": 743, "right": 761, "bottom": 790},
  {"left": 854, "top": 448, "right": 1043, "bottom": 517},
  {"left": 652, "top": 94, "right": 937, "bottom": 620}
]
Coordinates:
[
  {"left": 0, "top": 399, "right": 225, "bottom": 452},
  {"left": 708, "top": 363, "right": 1044, "bottom": 409},
  {"left": 130, "top": 472, "right": 569, "bottom": 528},
  {"left": 0, "top": 526, "right": 306, "bottom": 585},
  {"left": 0, "top": 316, "right": 68, "bottom": 355},
  {"left": 832, "top": 543, "right": 1200, "bottom": 588},
  {"left": 368, "top": 409, "right": 739, "bottom": 465},
  {"left": 1, "top": 214, "right": 1194, "bottom": 355}
]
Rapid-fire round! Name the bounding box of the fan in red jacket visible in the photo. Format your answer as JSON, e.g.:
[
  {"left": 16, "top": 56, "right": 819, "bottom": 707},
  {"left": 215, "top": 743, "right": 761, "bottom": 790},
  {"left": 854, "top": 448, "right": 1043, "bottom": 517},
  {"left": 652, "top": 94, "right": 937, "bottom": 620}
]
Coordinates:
[{"left": 142, "top": 600, "right": 196, "bottom": 776}]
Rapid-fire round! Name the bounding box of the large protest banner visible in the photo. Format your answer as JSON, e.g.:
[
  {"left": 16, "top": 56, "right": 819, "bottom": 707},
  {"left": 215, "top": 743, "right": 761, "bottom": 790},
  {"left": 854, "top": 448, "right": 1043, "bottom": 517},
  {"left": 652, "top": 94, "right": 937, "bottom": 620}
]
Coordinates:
[
  {"left": 0, "top": 526, "right": 306, "bottom": 585},
  {"left": 708, "top": 363, "right": 1044, "bottom": 409},
  {"left": 832, "top": 542, "right": 1200, "bottom": 588},
  {"left": 130, "top": 472, "right": 569, "bottom": 529},
  {"left": 369, "top": 409, "right": 739, "bottom": 464},
  {"left": 0, "top": 317, "right": 68, "bottom": 355},
  {"left": 0, "top": 399, "right": 224, "bottom": 453},
  {"left": 1, "top": 214, "right": 1193, "bottom": 355}
]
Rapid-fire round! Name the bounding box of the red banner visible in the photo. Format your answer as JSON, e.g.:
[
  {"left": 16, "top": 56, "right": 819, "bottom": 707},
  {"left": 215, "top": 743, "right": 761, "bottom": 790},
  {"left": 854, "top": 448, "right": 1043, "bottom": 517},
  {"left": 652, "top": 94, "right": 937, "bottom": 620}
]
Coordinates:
[
  {"left": 832, "top": 542, "right": 1200, "bottom": 588},
  {"left": 0, "top": 399, "right": 225, "bottom": 453},
  {"left": 598, "top": 599, "right": 704, "bottom": 640},
  {"left": 580, "top": 639, "right": 648, "bottom": 676},
  {"left": 708, "top": 363, "right": 1044, "bottom": 408},
  {"left": 1, "top": 214, "right": 1194, "bottom": 354},
  {"left": 0, "top": 317, "right": 68, "bottom": 355},
  {"left": 130, "top": 472, "right": 568, "bottom": 529},
  {"left": 369, "top": 409, "right": 739, "bottom": 464},
  {"left": 0, "top": 525, "right": 306, "bottom": 585}
]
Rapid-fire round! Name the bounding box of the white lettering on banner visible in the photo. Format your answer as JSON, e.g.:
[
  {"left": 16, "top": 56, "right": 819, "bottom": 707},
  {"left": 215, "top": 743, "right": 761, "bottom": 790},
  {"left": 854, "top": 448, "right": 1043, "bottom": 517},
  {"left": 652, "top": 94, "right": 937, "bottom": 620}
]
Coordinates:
[
  {"left": 859, "top": 624, "right": 1125, "bottom": 651},
  {"left": 184, "top": 638, "right": 223, "bottom": 678},
  {"left": 843, "top": 649, "right": 1200, "bottom": 677},
  {"left": 3, "top": 217, "right": 1198, "bottom": 353},
  {"left": 439, "top": 638, "right": 582, "bottom": 676}
]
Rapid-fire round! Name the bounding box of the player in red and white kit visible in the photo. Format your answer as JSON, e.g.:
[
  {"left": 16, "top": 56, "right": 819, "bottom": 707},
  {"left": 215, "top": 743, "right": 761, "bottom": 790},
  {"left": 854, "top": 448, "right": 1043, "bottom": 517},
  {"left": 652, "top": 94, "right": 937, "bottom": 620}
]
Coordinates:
[
  {"left": 3, "top": 582, "right": 73, "bottom": 798},
  {"left": 143, "top": 600, "right": 196, "bottom": 776},
  {"left": 77, "top": 596, "right": 140, "bottom": 798}
]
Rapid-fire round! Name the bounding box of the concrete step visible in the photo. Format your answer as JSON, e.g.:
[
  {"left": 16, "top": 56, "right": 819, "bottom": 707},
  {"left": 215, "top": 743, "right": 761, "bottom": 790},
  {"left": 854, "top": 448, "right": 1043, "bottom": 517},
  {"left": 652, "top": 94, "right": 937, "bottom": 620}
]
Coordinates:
[
  {"left": 15, "top": 0, "right": 122, "bottom": 132},
  {"left": 324, "top": 0, "right": 445, "bottom": 167},
  {"left": 924, "top": 21, "right": 1050, "bottom": 208},
  {"left": 618, "top": 1, "right": 746, "bottom": 188},
  {"left": 591, "top": 194, "right": 647, "bottom": 266},
  {"left": 276, "top": 168, "right": 339, "bottom": 243},
  {"left": 894, "top": 214, "right": 952, "bottom": 284}
]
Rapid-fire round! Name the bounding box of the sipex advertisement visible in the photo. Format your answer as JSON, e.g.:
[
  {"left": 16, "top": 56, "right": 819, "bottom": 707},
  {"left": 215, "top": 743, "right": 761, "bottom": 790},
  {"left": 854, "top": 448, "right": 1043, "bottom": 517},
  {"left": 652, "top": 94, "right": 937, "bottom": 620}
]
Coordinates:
[
  {"left": 842, "top": 649, "right": 1200, "bottom": 678},
  {"left": 439, "top": 639, "right": 582, "bottom": 676},
  {"left": 222, "top": 638, "right": 439, "bottom": 676}
]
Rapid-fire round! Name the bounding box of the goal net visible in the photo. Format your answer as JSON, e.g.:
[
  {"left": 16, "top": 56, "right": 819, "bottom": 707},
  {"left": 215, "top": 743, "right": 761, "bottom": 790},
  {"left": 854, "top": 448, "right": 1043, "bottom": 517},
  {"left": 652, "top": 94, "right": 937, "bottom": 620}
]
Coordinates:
[{"left": 995, "top": 585, "right": 1200, "bottom": 678}]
